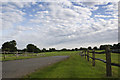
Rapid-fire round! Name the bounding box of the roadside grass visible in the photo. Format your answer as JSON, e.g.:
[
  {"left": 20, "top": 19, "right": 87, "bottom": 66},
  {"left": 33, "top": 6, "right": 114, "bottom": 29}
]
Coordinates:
[
  {"left": 2, "top": 56, "right": 42, "bottom": 61},
  {"left": 24, "top": 51, "right": 119, "bottom": 78},
  {"left": 89, "top": 52, "right": 119, "bottom": 77},
  {"left": 89, "top": 53, "right": 119, "bottom": 64},
  {"left": 2, "top": 51, "right": 119, "bottom": 78},
  {"left": 25, "top": 55, "right": 107, "bottom": 78}
]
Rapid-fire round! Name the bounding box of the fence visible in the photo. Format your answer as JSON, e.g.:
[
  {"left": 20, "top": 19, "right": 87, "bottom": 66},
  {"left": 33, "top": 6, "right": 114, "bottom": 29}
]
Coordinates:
[
  {"left": 1, "top": 51, "right": 46, "bottom": 59},
  {"left": 79, "top": 46, "right": 120, "bottom": 77}
]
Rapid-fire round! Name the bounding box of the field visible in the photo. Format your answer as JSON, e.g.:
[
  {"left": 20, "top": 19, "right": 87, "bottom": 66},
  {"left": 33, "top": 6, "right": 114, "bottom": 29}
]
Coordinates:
[
  {"left": 23, "top": 51, "right": 119, "bottom": 78},
  {"left": 1, "top": 51, "right": 119, "bottom": 78},
  {"left": 1, "top": 51, "right": 79, "bottom": 61}
]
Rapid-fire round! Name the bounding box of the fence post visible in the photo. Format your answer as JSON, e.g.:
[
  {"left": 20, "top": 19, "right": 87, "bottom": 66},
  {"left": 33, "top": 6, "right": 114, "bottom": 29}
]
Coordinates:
[
  {"left": 87, "top": 50, "right": 89, "bottom": 61},
  {"left": 16, "top": 51, "right": 18, "bottom": 58},
  {"left": 105, "top": 46, "right": 112, "bottom": 77},
  {"left": 3, "top": 51, "right": 6, "bottom": 59},
  {"left": 85, "top": 50, "right": 86, "bottom": 59},
  {"left": 92, "top": 50, "right": 95, "bottom": 66},
  {"left": 80, "top": 51, "right": 83, "bottom": 56}
]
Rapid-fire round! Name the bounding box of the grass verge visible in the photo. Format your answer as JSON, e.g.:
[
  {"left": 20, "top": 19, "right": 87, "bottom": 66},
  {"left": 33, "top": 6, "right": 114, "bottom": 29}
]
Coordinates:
[{"left": 24, "top": 55, "right": 119, "bottom": 78}]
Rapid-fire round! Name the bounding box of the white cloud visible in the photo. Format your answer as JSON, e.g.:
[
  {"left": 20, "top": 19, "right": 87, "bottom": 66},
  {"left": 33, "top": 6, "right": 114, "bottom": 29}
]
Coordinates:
[
  {"left": 30, "top": 19, "right": 41, "bottom": 23},
  {"left": 37, "top": 11, "right": 49, "bottom": 14},
  {"left": 103, "top": 2, "right": 118, "bottom": 11},
  {"left": 2, "top": 3, "right": 27, "bottom": 29},
  {"left": 16, "top": 25, "right": 33, "bottom": 31},
  {"left": 11, "top": 2, "right": 31, "bottom": 8},
  {"left": 1, "top": 1, "right": 118, "bottom": 49},
  {"left": 102, "top": 2, "right": 118, "bottom": 18},
  {"left": 94, "top": 15, "right": 113, "bottom": 18},
  {"left": 2, "top": 11, "right": 25, "bottom": 29}
]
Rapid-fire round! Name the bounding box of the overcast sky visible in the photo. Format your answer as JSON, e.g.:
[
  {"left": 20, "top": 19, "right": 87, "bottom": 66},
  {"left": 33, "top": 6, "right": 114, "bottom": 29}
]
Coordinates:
[{"left": 0, "top": 0, "right": 119, "bottom": 49}]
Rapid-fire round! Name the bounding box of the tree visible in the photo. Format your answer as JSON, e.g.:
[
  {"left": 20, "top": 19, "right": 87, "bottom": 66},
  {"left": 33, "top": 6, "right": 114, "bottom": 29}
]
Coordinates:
[
  {"left": 100, "top": 45, "right": 112, "bottom": 50},
  {"left": 27, "top": 44, "right": 35, "bottom": 52},
  {"left": 42, "top": 48, "right": 46, "bottom": 52},
  {"left": 26, "top": 44, "right": 40, "bottom": 53},
  {"left": 75, "top": 48, "right": 78, "bottom": 51},
  {"left": 10, "top": 40, "right": 16, "bottom": 46},
  {"left": 61, "top": 48, "right": 67, "bottom": 51},
  {"left": 22, "top": 48, "right": 27, "bottom": 52},
  {"left": 88, "top": 46, "right": 92, "bottom": 50},
  {"left": 93, "top": 46, "right": 98, "bottom": 50},
  {"left": 71, "top": 49, "right": 75, "bottom": 51},
  {"left": 80, "top": 47, "right": 83, "bottom": 50},
  {"left": 34, "top": 48, "right": 41, "bottom": 53},
  {"left": 99, "top": 45, "right": 105, "bottom": 50},
  {"left": 117, "top": 43, "right": 120, "bottom": 49},
  {"left": 49, "top": 48, "right": 56, "bottom": 52},
  {"left": 2, "top": 40, "right": 17, "bottom": 52},
  {"left": 112, "top": 43, "right": 120, "bottom": 49}
]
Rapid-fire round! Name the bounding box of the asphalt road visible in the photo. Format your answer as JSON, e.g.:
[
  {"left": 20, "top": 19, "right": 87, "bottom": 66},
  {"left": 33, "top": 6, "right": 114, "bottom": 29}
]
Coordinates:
[{"left": 2, "top": 56, "right": 69, "bottom": 78}]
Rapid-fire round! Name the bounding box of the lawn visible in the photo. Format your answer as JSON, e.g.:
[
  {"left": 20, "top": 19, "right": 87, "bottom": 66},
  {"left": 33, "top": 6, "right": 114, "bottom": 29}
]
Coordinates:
[
  {"left": 1, "top": 51, "right": 80, "bottom": 61},
  {"left": 24, "top": 51, "right": 119, "bottom": 78},
  {"left": 88, "top": 52, "right": 119, "bottom": 78}
]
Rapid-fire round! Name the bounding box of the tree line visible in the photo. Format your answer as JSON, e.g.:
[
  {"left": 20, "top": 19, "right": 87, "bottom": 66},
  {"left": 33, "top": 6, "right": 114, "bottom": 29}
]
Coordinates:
[{"left": 1, "top": 40, "right": 120, "bottom": 53}]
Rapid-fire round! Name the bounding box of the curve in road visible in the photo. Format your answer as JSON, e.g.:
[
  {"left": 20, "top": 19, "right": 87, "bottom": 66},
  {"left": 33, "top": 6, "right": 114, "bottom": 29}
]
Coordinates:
[{"left": 2, "top": 56, "right": 69, "bottom": 78}]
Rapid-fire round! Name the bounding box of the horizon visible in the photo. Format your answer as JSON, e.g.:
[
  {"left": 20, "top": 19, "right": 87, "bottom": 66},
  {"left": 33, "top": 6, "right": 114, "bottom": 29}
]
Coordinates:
[
  {"left": 0, "top": 1, "right": 119, "bottom": 50},
  {"left": 1, "top": 40, "right": 118, "bottom": 50}
]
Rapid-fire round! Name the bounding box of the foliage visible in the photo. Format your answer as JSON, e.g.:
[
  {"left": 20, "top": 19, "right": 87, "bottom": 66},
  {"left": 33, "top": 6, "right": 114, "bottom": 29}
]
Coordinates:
[
  {"left": 75, "top": 48, "right": 78, "bottom": 51},
  {"left": 26, "top": 44, "right": 41, "bottom": 53},
  {"left": 1, "top": 40, "right": 120, "bottom": 53},
  {"left": 93, "top": 46, "right": 98, "bottom": 50},
  {"left": 2, "top": 40, "right": 17, "bottom": 52},
  {"left": 42, "top": 48, "right": 46, "bottom": 52},
  {"left": 88, "top": 46, "right": 92, "bottom": 50},
  {"left": 49, "top": 48, "right": 56, "bottom": 52}
]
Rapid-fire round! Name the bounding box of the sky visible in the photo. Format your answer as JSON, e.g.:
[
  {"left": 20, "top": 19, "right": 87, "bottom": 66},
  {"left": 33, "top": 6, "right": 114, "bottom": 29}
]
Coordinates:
[{"left": 0, "top": 0, "right": 119, "bottom": 49}]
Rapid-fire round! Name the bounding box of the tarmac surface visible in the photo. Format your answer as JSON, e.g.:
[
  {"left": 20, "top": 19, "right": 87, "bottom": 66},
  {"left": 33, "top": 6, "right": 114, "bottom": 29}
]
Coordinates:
[{"left": 2, "top": 56, "right": 69, "bottom": 78}]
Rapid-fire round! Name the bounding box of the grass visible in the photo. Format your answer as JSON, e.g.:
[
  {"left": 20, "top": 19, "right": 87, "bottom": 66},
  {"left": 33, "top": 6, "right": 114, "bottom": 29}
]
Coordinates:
[
  {"left": 1, "top": 50, "right": 119, "bottom": 78},
  {"left": 88, "top": 52, "right": 119, "bottom": 77},
  {"left": 89, "top": 52, "right": 119, "bottom": 64},
  {"left": 1, "top": 51, "right": 79, "bottom": 61},
  {"left": 24, "top": 52, "right": 119, "bottom": 78},
  {"left": 24, "top": 55, "right": 109, "bottom": 78}
]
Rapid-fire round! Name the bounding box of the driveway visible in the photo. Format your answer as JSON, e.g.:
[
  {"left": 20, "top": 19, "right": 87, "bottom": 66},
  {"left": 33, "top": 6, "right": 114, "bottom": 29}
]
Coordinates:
[{"left": 2, "top": 56, "right": 69, "bottom": 78}]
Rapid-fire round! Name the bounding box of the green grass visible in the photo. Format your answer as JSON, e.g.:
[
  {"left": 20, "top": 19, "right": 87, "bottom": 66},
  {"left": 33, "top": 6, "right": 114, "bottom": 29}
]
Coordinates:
[
  {"left": 1, "top": 51, "right": 79, "bottom": 61},
  {"left": 25, "top": 55, "right": 111, "bottom": 78},
  {"left": 88, "top": 52, "right": 119, "bottom": 77},
  {"left": 2, "top": 51, "right": 119, "bottom": 78},
  {"left": 89, "top": 53, "right": 119, "bottom": 64},
  {"left": 24, "top": 51, "right": 119, "bottom": 78}
]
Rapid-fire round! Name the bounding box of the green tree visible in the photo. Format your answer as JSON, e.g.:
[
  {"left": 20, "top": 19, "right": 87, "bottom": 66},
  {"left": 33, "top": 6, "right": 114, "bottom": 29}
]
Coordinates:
[
  {"left": 93, "top": 46, "right": 98, "bottom": 50},
  {"left": 49, "top": 48, "right": 56, "bottom": 52},
  {"left": 80, "top": 47, "right": 83, "bottom": 50},
  {"left": 22, "top": 48, "right": 27, "bottom": 52},
  {"left": 2, "top": 40, "right": 17, "bottom": 52},
  {"left": 88, "top": 46, "right": 92, "bottom": 50},
  {"left": 75, "top": 48, "right": 78, "bottom": 51},
  {"left": 27, "top": 44, "right": 35, "bottom": 52},
  {"left": 26, "top": 44, "right": 40, "bottom": 53},
  {"left": 42, "top": 48, "right": 46, "bottom": 52},
  {"left": 34, "top": 48, "right": 41, "bottom": 53},
  {"left": 112, "top": 43, "right": 120, "bottom": 49},
  {"left": 61, "top": 48, "right": 67, "bottom": 51},
  {"left": 99, "top": 45, "right": 105, "bottom": 50}
]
